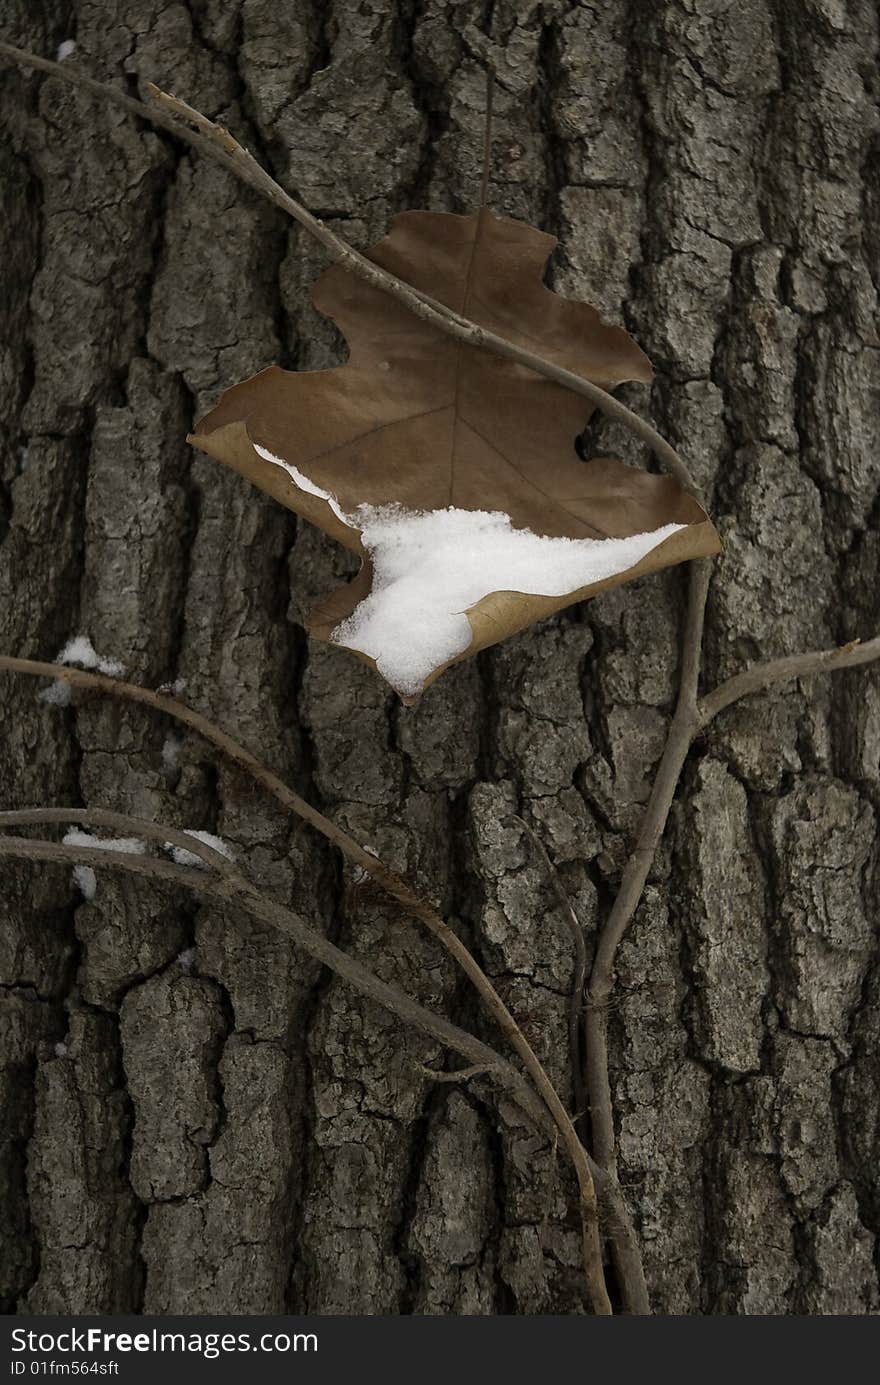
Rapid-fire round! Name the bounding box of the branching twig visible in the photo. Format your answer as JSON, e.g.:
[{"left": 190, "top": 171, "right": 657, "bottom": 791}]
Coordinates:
[
  {"left": 583, "top": 562, "right": 880, "bottom": 1308},
  {"left": 699, "top": 633, "right": 880, "bottom": 725},
  {"left": 0, "top": 810, "right": 562, "bottom": 1138},
  {"left": 0, "top": 835, "right": 221, "bottom": 893},
  {"left": 0, "top": 40, "right": 699, "bottom": 497},
  {"left": 0, "top": 655, "right": 614, "bottom": 1314},
  {"left": 0, "top": 823, "right": 548, "bottom": 1115},
  {"left": 586, "top": 561, "right": 709, "bottom": 1167},
  {"left": 581, "top": 560, "right": 711, "bottom": 1314},
  {"left": 0, "top": 806, "right": 237, "bottom": 875}
]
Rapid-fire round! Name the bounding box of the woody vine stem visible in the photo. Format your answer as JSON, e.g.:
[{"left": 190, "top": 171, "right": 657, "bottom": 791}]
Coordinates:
[{"left": 1, "top": 42, "right": 879, "bottom": 1314}]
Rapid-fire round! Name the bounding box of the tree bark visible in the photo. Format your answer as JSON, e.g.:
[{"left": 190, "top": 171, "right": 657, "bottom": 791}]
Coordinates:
[{"left": 1, "top": 0, "right": 878, "bottom": 1315}]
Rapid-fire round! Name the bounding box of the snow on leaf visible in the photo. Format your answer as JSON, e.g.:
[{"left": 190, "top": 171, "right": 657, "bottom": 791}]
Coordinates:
[
  {"left": 334, "top": 504, "right": 684, "bottom": 697},
  {"left": 190, "top": 207, "right": 720, "bottom": 699}
]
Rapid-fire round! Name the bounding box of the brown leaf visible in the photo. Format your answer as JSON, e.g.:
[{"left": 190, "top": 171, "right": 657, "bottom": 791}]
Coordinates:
[{"left": 190, "top": 208, "right": 720, "bottom": 700}]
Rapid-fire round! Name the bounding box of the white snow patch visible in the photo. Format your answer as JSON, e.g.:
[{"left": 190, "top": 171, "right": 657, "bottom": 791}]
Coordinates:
[
  {"left": 63, "top": 828, "right": 147, "bottom": 855},
  {"left": 39, "top": 679, "right": 72, "bottom": 707},
  {"left": 168, "top": 830, "right": 234, "bottom": 870},
  {"left": 333, "top": 506, "right": 685, "bottom": 696},
  {"left": 177, "top": 948, "right": 196, "bottom": 974},
  {"left": 58, "top": 635, "right": 125, "bottom": 678},
  {"left": 351, "top": 844, "right": 379, "bottom": 883},
  {"left": 66, "top": 831, "right": 146, "bottom": 898},
  {"left": 56, "top": 40, "right": 76, "bottom": 61},
  {"left": 54, "top": 1042, "right": 68, "bottom": 1058},
  {"left": 252, "top": 444, "right": 684, "bottom": 696},
  {"left": 254, "top": 443, "right": 350, "bottom": 524},
  {"left": 161, "top": 734, "right": 182, "bottom": 776},
  {"left": 71, "top": 864, "right": 96, "bottom": 900}
]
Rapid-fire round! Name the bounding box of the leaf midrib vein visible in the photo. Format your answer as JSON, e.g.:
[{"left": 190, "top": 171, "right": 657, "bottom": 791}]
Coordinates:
[{"left": 448, "top": 216, "right": 484, "bottom": 505}]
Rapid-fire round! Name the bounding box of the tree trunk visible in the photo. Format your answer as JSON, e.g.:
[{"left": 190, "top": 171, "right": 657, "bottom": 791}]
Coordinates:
[{"left": 1, "top": 0, "right": 878, "bottom": 1316}]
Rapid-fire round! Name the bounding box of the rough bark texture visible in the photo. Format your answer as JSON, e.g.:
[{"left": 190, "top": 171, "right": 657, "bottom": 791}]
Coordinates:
[{"left": 1, "top": 0, "right": 878, "bottom": 1316}]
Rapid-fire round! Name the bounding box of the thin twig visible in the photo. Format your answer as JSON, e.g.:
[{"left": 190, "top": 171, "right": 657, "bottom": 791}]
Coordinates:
[
  {"left": 0, "top": 827, "right": 544, "bottom": 1111},
  {"left": 586, "top": 561, "right": 709, "bottom": 1162},
  {"left": 579, "top": 588, "right": 880, "bottom": 1307},
  {"left": 0, "top": 654, "right": 613, "bottom": 1314},
  {"left": 0, "top": 816, "right": 616, "bottom": 1308},
  {"left": 145, "top": 82, "right": 237, "bottom": 151},
  {"left": 0, "top": 806, "right": 236, "bottom": 875},
  {"left": 0, "top": 836, "right": 223, "bottom": 892},
  {"left": 480, "top": 68, "right": 494, "bottom": 209},
  {"left": 581, "top": 559, "right": 711, "bottom": 1314},
  {"left": 699, "top": 633, "right": 880, "bottom": 725},
  {"left": 0, "top": 40, "right": 699, "bottom": 497}
]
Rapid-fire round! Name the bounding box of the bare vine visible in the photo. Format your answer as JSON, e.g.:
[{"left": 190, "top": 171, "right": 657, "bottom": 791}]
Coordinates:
[
  {"left": 1, "top": 38, "right": 879, "bottom": 1317},
  {"left": 0, "top": 808, "right": 549, "bottom": 1114},
  {"left": 578, "top": 581, "right": 880, "bottom": 1264},
  {"left": 0, "top": 658, "right": 617, "bottom": 1316}
]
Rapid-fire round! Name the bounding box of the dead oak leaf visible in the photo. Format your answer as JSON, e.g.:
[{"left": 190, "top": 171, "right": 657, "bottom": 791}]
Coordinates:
[{"left": 190, "top": 207, "right": 720, "bottom": 700}]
